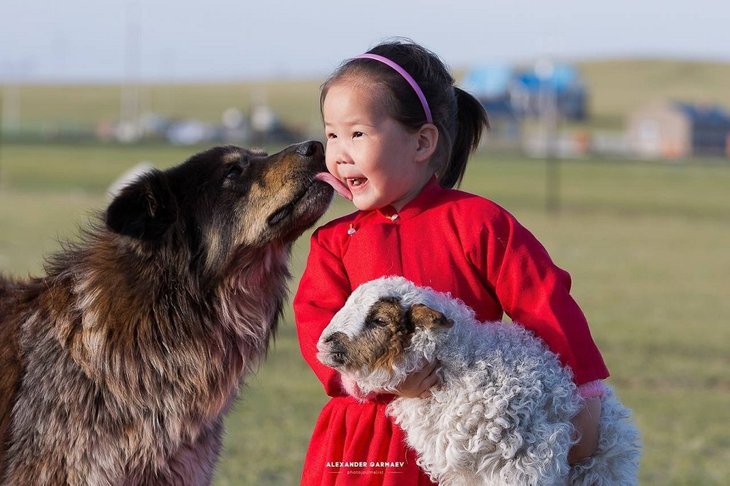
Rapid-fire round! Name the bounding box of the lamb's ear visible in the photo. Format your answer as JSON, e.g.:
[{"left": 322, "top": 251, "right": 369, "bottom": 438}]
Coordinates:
[
  {"left": 105, "top": 170, "right": 177, "bottom": 240},
  {"left": 407, "top": 304, "right": 454, "bottom": 330}
]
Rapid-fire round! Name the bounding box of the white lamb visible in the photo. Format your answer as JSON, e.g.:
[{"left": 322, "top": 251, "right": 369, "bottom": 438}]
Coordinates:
[{"left": 317, "top": 276, "right": 641, "bottom": 485}]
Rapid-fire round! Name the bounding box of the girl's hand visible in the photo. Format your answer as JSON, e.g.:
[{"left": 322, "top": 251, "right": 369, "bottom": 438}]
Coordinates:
[
  {"left": 393, "top": 361, "right": 441, "bottom": 398},
  {"left": 568, "top": 397, "right": 602, "bottom": 464}
]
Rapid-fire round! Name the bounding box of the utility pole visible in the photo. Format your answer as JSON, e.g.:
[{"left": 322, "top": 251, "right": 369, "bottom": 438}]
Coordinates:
[
  {"left": 0, "top": 60, "right": 29, "bottom": 189},
  {"left": 536, "top": 59, "right": 561, "bottom": 214},
  {"left": 0, "top": 82, "right": 22, "bottom": 190},
  {"left": 0, "top": 90, "right": 3, "bottom": 189},
  {"left": 120, "top": 1, "right": 141, "bottom": 142}
]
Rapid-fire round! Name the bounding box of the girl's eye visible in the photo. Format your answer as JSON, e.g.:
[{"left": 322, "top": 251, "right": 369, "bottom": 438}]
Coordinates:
[
  {"left": 326, "top": 133, "right": 337, "bottom": 140},
  {"left": 352, "top": 131, "right": 363, "bottom": 138}
]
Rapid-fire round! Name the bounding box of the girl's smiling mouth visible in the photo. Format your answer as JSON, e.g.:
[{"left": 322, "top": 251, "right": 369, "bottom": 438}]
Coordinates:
[{"left": 347, "top": 177, "right": 368, "bottom": 188}]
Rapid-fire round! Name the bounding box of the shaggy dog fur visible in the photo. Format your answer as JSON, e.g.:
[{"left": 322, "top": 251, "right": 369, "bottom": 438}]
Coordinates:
[
  {"left": 0, "top": 141, "right": 336, "bottom": 485},
  {"left": 318, "top": 276, "right": 641, "bottom": 486}
]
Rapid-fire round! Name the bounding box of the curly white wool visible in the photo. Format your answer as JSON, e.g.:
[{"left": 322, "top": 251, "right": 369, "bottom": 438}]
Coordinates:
[{"left": 325, "top": 276, "right": 641, "bottom": 486}]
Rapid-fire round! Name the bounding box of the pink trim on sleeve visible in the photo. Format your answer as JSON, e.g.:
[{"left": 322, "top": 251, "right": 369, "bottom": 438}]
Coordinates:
[{"left": 577, "top": 380, "right": 607, "bottom": 399}]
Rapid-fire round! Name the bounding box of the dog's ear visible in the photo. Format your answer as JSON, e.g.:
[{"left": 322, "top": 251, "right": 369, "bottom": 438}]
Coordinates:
[
  {"left": 407, "top": 303, "right": 453, "bottom": 330},
  {"left": 106, "top": 170, "right": 177, "bottom": 240}
]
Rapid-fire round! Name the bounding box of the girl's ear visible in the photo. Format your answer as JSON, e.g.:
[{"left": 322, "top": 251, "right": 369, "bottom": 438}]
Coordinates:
[{"left": 414, "top": 123, "right": 439, "bottom": 163}]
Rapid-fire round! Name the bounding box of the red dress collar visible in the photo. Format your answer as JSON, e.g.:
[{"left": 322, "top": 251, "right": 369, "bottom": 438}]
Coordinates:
[{"left": 375, "top": 176, "right": 443, "bottom": 222}]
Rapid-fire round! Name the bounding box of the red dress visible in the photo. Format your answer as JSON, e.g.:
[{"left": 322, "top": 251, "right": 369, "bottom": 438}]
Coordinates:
[{"left": 294, "top": 178, "right": 609, "bottom": 485}]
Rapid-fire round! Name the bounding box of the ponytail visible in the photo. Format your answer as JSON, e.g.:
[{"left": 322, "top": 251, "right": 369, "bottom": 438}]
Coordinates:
[{"left": 437, "top": 88, "right": 490, "bottom": 189}]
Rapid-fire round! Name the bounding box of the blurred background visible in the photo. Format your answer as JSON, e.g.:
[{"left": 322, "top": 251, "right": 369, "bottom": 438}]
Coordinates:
[{"left": 1, "top": 1, "right": 728, "bottom": 484}]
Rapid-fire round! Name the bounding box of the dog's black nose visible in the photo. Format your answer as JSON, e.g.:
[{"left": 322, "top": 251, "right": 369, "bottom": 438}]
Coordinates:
[{"left": 296, "top": 140, "right": 324, "bottom": 157}]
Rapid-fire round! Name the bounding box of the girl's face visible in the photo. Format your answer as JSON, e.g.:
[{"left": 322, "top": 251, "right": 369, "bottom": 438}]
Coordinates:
[{"left": 322, "top": 81, "right": 434, "bottom": 212}]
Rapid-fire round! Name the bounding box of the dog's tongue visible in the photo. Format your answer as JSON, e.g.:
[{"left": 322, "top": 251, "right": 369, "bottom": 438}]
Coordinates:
[{"left": 315, "top": 172, "right": 353, "bottom": 200}]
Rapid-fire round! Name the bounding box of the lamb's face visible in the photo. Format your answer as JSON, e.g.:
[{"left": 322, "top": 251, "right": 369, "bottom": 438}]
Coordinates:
[{"left": 317, "top": 297, "right": 452, "bottom": 375}]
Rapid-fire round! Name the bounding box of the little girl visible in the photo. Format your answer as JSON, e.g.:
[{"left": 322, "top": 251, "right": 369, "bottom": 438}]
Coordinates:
[{"left": 294, "top": 39, "right": 609, "bottom": 486}]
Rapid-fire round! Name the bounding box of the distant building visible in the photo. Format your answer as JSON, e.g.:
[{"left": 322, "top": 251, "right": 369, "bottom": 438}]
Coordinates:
[
  {"left": 461, "top": 64, "right": 520, "bottom": 149},
  {"left": 461, "top": 64, "right": 515, "bottom": 117},
  {"left": 627, "top": 102, "right": 730, "bottom": 158},
  {"left": 511, "top": 63, "right": 588, "bottom": 120},
  {"left": 461, "top": 62, "right": 589, "bottom": 121}
]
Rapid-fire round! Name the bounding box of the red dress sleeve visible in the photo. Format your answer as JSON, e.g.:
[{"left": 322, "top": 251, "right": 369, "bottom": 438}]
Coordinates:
[
  {"left": 293, "top": 228, "right": 351, "bottom": 397},
  {"left": 469, "top": 206, "right": 609, "bottom": 385}
]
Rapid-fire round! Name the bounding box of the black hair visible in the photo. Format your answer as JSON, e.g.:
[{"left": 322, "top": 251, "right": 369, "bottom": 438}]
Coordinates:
[{"left": 320, "top": 38, "right": 489, "bottom": 188}]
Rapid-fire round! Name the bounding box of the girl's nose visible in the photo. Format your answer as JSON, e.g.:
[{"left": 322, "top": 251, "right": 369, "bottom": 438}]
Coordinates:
[
  {"left": 326, "top": 138, "right": 352, "bottom": 165},
  {"left": 331, "top": 148, "right": 353, "bottom": 165},
  {"left": 336, "top": 150, "right": 354, "bottom": 165}
]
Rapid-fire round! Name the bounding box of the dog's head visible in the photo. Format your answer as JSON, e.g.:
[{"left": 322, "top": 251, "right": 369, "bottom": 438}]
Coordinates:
[
  {"left": 318, "top": 278, "right": 456, "bottom": 391},
  {"left": 105, "top": 141, "right": 335, "bottom": 283}
]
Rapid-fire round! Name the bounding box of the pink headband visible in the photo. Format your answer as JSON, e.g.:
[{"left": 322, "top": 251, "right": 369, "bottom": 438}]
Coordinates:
[{"left": 354, "top": 53, "right": 433, "bottom": 124}]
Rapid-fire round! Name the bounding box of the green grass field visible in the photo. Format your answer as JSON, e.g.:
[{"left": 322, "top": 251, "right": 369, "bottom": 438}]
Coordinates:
[{"left": 1, "top": 142, "right": 728, "bottom": 484}]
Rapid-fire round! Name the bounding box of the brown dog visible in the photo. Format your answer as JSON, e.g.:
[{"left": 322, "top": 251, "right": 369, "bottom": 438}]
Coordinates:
[{"left": 0, "top": 141, "right": 336, "bottom": 485}]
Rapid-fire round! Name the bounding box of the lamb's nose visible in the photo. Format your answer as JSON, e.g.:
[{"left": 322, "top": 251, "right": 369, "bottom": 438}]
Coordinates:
[
  {"left": 324, "top": 332, "right": 347, "bottom": 344},
  {"left": 296, "top": 140, "right": 324, "bottom": 157}
]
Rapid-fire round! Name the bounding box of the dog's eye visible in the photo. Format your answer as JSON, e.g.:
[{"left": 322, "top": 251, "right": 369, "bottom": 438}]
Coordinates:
[
  {"left": 225, "top": 164, "right": 244, "bottom": 180},
  {"left": 371, "top": 317, "right": 388, "bottom": 327}
]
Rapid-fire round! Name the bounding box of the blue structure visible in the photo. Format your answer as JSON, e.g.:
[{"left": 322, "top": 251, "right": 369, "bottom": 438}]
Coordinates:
[
  {"left": 461, "top": 64, "right": 515, "bottom": 117},
  {"left": 674, "top": 102, "right": 730, "bottom": 156},
  {"left": 461, "top": 63, "right": 589, "bottom": 121}
]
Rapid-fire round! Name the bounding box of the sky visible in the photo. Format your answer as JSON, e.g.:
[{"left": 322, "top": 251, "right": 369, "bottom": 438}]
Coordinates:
[{"left": 1, "top": 0, "right": 728, "bottom": 83}]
